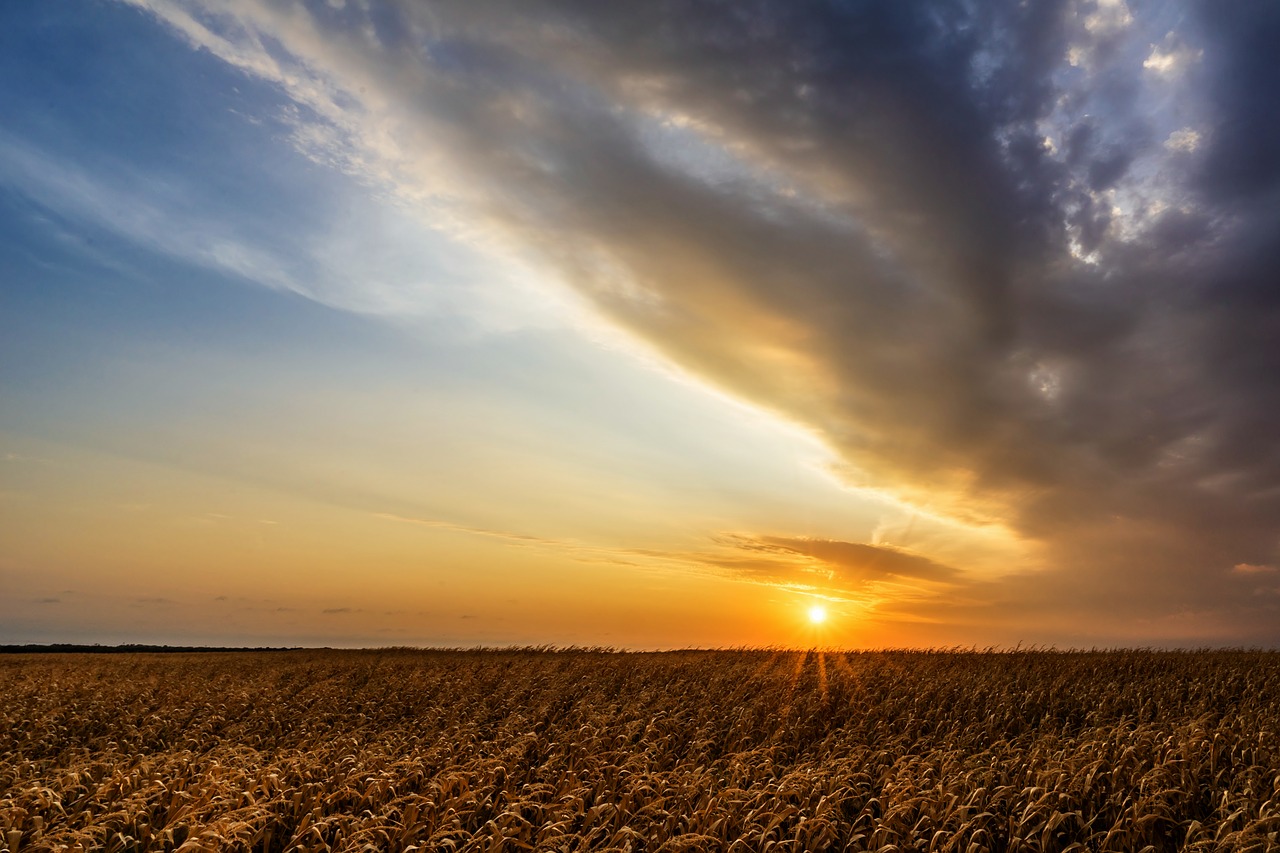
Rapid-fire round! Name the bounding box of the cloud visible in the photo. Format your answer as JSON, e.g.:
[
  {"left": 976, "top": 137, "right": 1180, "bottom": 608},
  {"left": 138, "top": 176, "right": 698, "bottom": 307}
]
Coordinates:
[
  {"left": 0, "top": 130, "right": 306, "bottom": 296},
  {"left": 758, "top": 538, "right": 960, "bottom": 584},
  {"left": 121, "top": 0, "right": 1280, "bottom": 643},
  {"left": 1194, "top": 2, "right": 1280, "bottom": 200},
  {"left": 1, "top": 120, "right": 571, "bottom": 333},
  {"left": 1085, "top": 0, "right": 1133, "bottom": 35},
  {"left": 687, "top": 535, "right": 960, "bottom": 603},
  {"left": 373, "top": 512, "right": 560, "bottom": 546},
  {"left": 1164, "top": 128, "right": 1201, "bottom": 152},
  {"left": 1143, "top": 40, "right": 1202, "bottom": 78}
]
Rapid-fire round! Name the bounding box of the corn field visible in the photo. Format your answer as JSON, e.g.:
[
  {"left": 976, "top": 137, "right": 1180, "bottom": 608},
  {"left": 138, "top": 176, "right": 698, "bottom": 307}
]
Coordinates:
[{"left": 2, "top": 649, "right": 1278, "bottom": 852}]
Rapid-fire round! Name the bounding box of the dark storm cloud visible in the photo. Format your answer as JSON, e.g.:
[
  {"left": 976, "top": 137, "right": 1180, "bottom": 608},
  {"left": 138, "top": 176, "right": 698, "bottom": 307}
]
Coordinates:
[
  {"left": 406, "top": 0, "right": 1280, "bottom": 639},
  {"left": 140, "top": 0, "right": 1280, "bottom": 641},
  {"left": 1193, "top": 0, "right": 1280, "bottom": 201}
]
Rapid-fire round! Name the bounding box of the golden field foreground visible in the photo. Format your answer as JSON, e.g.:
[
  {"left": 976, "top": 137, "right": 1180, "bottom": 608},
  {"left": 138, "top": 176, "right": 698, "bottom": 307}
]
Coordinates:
[{"left": 2, "top": 650, "right": 1278, "bottom": 852}]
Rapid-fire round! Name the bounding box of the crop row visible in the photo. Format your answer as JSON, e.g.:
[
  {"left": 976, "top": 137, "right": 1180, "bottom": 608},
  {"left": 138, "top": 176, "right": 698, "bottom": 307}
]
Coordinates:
[{"left": 1, "top": 649, "right": 1277, "bottom": 851}]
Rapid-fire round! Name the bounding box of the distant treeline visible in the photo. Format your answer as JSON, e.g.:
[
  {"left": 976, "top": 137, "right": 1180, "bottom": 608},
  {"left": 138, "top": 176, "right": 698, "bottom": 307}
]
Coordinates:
[
  {"left": 0, "top": 644, "right": 627, "bottom": 656},
  {"left": 0, "top": 644, "right": 306, "bottom": 654},
  {"left": 0, "top": 644, "right": 623, "bottom": 655}
]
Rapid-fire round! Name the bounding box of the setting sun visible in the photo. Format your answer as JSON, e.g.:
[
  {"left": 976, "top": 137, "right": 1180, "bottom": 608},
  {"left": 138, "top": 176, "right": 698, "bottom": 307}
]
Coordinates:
[{"left": 807, "top": 605, "right": 827, "bottom": 625}]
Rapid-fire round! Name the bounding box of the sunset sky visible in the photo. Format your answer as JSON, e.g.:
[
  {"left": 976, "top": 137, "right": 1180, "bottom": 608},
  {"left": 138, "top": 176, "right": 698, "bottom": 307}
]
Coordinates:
[{"left": 4, "top": 0, "right": 1279, "bottom": 648}]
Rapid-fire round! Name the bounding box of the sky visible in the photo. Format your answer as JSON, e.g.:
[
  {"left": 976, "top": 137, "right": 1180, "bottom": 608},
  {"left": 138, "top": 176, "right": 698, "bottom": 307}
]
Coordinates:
[{"left": 2, "top": 0, "right": 1279, "bottom": 649}]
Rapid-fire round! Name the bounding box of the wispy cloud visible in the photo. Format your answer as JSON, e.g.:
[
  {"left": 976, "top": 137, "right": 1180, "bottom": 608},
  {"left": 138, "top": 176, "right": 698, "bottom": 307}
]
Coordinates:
[
  {"left": 373, "top": 512, "right": 561, "bottom": 547},
  {"left": 752, "top": 537, "right": 959, "bottom": 584}
]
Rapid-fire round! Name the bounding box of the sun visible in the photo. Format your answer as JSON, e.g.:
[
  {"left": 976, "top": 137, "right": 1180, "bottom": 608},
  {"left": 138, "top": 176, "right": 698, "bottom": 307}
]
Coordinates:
[{"left": 807, "top": 604, "right": 828, "bottom": 625}]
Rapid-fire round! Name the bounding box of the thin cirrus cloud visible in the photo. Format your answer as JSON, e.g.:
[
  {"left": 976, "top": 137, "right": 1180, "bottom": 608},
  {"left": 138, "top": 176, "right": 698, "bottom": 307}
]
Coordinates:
[
  {"left": 107, "top": 0, "right": 1280, "bottom": 643},
  {"left": 0, "top": 131, "right": 296, "bottom": 294},
  {"left": 0, "top": 125, "right": 569, "bottom": 332}
]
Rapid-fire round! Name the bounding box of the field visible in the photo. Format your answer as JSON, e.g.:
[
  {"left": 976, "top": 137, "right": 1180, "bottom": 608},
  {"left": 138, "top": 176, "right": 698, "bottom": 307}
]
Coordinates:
[{"left": 2, "top": 649, "right": 1278, "bottom": 852}]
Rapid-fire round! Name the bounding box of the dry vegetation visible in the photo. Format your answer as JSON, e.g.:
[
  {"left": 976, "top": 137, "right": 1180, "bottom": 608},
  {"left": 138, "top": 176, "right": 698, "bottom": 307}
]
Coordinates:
[{"left": 2, "top": 649, "right": 1278, "bottom": 852}]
